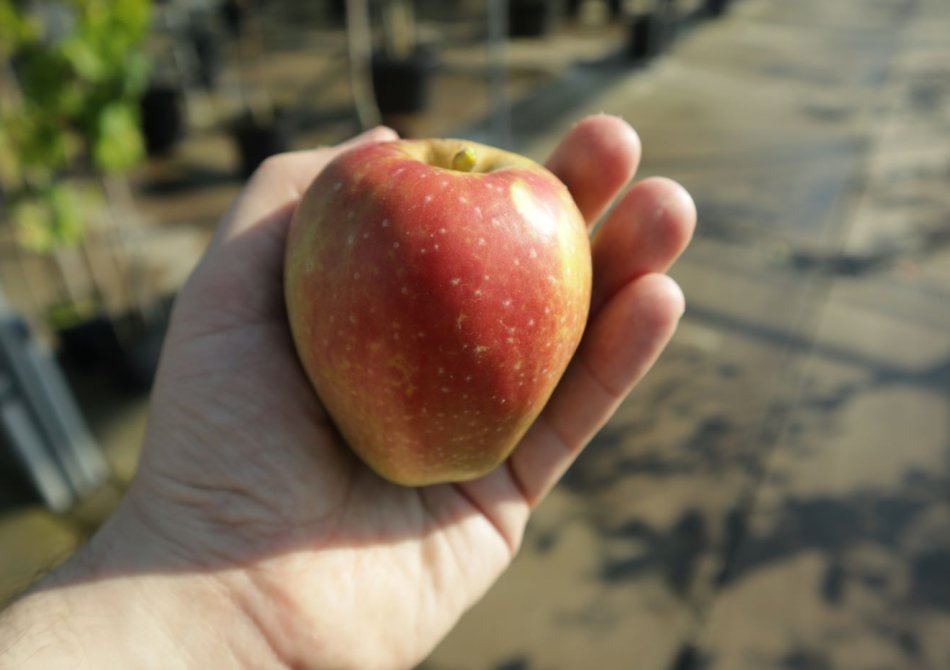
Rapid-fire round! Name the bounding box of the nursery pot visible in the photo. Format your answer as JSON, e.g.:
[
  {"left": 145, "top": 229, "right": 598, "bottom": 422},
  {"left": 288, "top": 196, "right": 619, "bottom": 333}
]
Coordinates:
[
  {"left": 56, "top": 315, "right": 123, "bottom": 372},
  {"left": 371, "top": 47, "right": 438, "bottom": 116},
  {"left": 329, "top": 0, "right": 346, "bottom": 22},
  {"left": 56, "top": 310, "right": 167, "bottom": 392},
  {"left": 189, "top": 23, "right": 221, "bottom": 90},
  {"left": 231, "top": 110, "right": 292, "bottom": 178},
  {"left": 508, "top": 0, "right": 555, "bottom": 37},
  {"left": 140, "top": 85, "right": 184, "bottom": 156},
  {"left": 705, "top": 0, "right": 730, "bottom": 17},
  {"left": 627, "top": 13, "right": 662, "bottom": 61},
  {"left": 111, "top": 311, "right": 167, "bottom": 393}
]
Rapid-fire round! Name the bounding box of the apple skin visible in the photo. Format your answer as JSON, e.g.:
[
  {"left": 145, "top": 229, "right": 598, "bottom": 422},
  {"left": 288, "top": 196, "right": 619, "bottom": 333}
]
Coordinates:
[{"left": 285, "top": 139, "right": 591, "bottom": 486}]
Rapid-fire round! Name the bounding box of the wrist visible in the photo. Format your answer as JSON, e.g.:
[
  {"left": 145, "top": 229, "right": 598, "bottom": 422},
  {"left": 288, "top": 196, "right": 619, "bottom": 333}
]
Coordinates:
[{"left": 0, "top": 497, "right": 283, "bottom": 670}]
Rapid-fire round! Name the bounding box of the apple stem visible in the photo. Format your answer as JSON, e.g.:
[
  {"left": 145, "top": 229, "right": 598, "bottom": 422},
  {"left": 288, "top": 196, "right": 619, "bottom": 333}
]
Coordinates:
[{"left": 451, "top": 147, "right": 478, "bottom": 172}]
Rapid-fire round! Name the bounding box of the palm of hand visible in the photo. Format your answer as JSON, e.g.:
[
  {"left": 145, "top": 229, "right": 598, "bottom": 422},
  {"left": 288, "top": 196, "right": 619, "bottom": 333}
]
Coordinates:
[
  {"left": 126, "top": 120, "right": 694, "bottom": 669},
  {"left": 142, "top": 282, "right": 518, "bottom": 668}
]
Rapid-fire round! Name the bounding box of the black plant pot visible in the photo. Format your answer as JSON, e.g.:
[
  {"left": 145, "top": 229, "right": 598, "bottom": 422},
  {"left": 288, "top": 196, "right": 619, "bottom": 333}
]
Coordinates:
[
  {"left": 627, "top": 13, "right": 662, "bottom": 61},
  {"left": 56, "top": 311, "right": 167, "bottom": 392},
  {"left": 232, "top": 110, "right": 292, "bottom": 178},
  {"left": 220, "top": 0, "right": 245, "bottom": 38},
  {"left": 57, "top": 316, "right": 124, "bottom": 372},
  {"left": 371, "top": 47, "right": 438, "bottom": 116},
  {"left": 508, "top": 0, "right": 555, "bottom": 37},
  {"left": 111, "top": 313, "right": 167, "bottom": 393},
  {"left": 189, "top": 23, "right": 221, "bottom": 90},
  {"left": 140, "top": 85, "right": 184, "bottom": 156},
  {"left": 328, "top": 0, "right": 346, "bottom": 22},
  {"left": 705, "top": 0, "right": 730, "bottom": 17}
]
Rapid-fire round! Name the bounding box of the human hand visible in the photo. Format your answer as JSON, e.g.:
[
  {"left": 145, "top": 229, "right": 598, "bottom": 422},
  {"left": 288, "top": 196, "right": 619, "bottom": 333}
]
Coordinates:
[{"left": 2, "top": 118, "right": 695, "bottom": 670}]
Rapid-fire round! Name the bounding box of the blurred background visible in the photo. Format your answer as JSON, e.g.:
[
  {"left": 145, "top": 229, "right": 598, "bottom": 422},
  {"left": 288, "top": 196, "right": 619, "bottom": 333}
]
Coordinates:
[{"left": 2, "top": 0, "right": 950, "bottom": 668}]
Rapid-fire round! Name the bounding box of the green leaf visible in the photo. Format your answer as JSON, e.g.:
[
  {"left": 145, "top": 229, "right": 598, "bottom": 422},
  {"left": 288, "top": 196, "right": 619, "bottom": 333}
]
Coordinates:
[
  {"left": 0, "top": 0, "right": 39, "bottom": 54},
  {"left": 92, "top": 102, "right": 144, "bottom": 172},
  {"left": 11, "top": 186, "right": 87, "bottom": 254},
  {"left": 0, "top": 124, "right": 23, "bottom": 186},
  {"left": 61, "top": 37, "right": 107, "bottom": 82},
  {"left": 12, "top": 197, "right": 57, "bottom": 253},
  {"left": 122, "top": 52, "right": 151, "bottom": 98},
  {"left": 48, "top": 184, "right": 86, "bottom": 246}
]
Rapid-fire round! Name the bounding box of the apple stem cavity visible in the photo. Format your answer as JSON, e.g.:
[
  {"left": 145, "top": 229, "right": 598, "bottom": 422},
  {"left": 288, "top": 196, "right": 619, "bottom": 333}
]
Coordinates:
[{"left": 451, "top": 147, "right": 478, "bottom": 173}]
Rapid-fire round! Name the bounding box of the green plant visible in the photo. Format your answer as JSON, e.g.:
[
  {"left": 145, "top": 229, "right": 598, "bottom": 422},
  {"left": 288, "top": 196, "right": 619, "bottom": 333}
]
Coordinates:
[{"left": 0, "top": 0, "right": 151, "bottom": 255}]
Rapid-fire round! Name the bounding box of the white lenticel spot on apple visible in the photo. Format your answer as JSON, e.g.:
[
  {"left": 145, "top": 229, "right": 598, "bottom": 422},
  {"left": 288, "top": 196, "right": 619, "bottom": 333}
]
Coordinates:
[
  {"left": 450, "top": 277, "right": 462, "bottom": 286},
  {"left": 514, "top": 258, "right": 520, "bottom": 266},
  {"left": 491, "top": 218, "right": 501, "bottom": 227},
  {"left": 401, "top": 286, "right": 409, "bottom": 295},
  {"left": 393, "top": 333, "right": 400, "bottom": 340},
  {"left": 502, "top": 299, "right": 512, "bottom": 308},
  {"left": 382, "top": 219, "right": 390, "bottom": 228},
  {"left": 425, "top": 195, "right": 433, "bottom": 203},
  {"left": 474, "top": 289, "right": 483, "bottom": 297},
  {"left": 459, "top": 196, "right": 468, "bottom": 204},
  {"left": 529, "top": 248, "right": 538, "bottom": 259},
  {"left": 433, "top": 244, "right": 440, "bottom": 250},
  {"left": 362, "top": 232, "right": 369, "bottom": 239},
  {"left": 478, "top": 238, "right": 486, "bottom": 246},
  {"left": 438, "top": 367, "right": 445, "bottom": 375},
  {"left": 440, "top": 180, "right": 448, "bottom": 188},
  {"left": 547, "top": 275, "right": 557, "bottom": 284},
  {"left": 353, "top": 272, "right": 361, "bottom": 279},
  {"left": 347, "top": 234, "right": 355, "bottom": 245},
  {"left": 439, "top": 228, "right": 447, "bottom": 235},
  {"left": 333, "top": 182, "right": 342, "bottom": 191}
]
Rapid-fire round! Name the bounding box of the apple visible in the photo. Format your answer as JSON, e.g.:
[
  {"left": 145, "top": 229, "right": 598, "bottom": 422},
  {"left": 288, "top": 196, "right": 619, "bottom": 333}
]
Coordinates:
[{"left": 285, "top": 139, "right": 591, "bottom": 486}]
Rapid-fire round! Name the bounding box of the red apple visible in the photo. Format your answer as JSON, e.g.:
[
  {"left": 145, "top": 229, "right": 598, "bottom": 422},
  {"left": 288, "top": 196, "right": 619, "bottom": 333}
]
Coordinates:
[{"left": 285, "top": 139, "right": 591, "bottom": 486}]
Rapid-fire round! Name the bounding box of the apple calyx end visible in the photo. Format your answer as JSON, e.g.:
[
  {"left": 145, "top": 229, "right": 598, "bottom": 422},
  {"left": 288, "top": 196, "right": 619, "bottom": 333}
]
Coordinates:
[{"left": 451, "top": 147, "right": 478, "bottom": 173}]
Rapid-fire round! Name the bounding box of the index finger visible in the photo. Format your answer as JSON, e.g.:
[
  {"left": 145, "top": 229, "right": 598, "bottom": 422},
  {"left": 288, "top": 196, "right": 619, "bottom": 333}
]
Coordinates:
[{"left": 545, "top": 115, "right": 642, "bottom": 226}]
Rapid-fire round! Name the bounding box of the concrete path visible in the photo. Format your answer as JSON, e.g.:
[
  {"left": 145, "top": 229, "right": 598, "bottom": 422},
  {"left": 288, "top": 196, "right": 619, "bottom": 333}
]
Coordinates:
[{"left": 426, "top": 0, "right": 950, "bottom": 668}]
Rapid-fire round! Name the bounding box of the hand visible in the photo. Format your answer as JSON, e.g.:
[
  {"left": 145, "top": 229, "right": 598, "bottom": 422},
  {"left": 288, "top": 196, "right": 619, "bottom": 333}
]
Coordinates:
[{"left": 1, "top": 118, "right": 695, "bottom": 670}]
